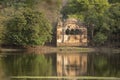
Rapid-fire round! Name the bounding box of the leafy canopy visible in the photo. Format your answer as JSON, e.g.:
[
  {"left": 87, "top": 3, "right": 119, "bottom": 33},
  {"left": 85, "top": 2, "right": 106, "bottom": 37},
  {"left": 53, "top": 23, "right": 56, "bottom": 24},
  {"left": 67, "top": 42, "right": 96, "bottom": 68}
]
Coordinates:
[
  {"left": 4, "top": 8, "right": 52, "bottom": 46},
  {"left": 108, "top": 3, "right": 120, "bottom": 34},
  {"left": 62, "top": 0, "right": 109, "bottom": 20}
]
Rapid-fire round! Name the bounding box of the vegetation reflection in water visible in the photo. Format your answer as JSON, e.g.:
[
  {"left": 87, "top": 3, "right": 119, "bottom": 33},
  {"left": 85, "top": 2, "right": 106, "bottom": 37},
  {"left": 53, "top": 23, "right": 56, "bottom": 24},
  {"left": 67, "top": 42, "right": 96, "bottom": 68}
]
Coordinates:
[
  {"left": 87, "top": 53, "right": 120, "bottom": 77},
  {"left": 0, "top": 57, "right": 6, "bottom": 80},
  {"left": 1, "top": 53, "right": 52, "bottom": 79},
  {"left": 0, "top": 52, "right": 120, "bottom": 80}
]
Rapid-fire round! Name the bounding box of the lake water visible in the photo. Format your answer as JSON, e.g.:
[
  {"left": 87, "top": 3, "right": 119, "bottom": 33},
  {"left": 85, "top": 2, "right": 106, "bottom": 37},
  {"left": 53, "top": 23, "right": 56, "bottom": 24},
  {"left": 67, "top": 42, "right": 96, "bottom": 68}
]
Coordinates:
[{"left": 0, "top": 51, "right": 120, "bottom": 80}]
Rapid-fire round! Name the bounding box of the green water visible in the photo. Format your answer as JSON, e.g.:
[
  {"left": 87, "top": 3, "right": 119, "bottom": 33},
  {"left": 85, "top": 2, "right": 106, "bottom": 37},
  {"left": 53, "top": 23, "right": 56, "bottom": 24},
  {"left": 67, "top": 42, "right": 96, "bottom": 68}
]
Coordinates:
[{"left": 0, "top": 52, "right": 120, "bottom": 80}]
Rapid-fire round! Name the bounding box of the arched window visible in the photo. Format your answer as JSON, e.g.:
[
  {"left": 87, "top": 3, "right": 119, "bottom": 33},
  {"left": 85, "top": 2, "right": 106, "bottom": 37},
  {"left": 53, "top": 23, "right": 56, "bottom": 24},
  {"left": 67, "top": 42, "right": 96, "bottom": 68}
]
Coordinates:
[
  {"left": 65, "top": 28, "right": 70, "bottom": 35},
  {"left": 70, "top": 29, "right": 75, "bottom": 35},
  {"left": 75, "top": 29, "right": 80, "bottom": 35},
  {"left": 74, "top": 29, "right": 82, "bottom": 35}
]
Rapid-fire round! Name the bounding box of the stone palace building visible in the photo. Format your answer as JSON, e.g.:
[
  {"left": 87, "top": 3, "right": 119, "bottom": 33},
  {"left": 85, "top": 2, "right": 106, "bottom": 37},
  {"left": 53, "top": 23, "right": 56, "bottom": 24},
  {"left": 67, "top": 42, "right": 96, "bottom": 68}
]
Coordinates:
[{"left": 57, "top": 18, "right": 87, "bottom": 46}]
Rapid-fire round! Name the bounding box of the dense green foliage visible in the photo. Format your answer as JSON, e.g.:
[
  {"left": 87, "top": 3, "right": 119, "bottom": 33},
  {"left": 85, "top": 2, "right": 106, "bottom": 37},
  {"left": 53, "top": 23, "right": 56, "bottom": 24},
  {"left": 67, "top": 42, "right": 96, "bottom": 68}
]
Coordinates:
[
  {"left": 0, "top": 0, "right": 119, "bottom": 46},
  {"left": 62, "top": 0, "right": 109, "bottom": 20},
  {"left": 62, "top": 0, "right": 120, "bottom": 46},
  {"left": 4, "top": 9, "right": 52, "bottom": 46},
  {"left": 0, "top": 0, "right": 60, "bottom": 8},
  {"left": 0, "top": 0, "right": 61, "bottom": 23},
  {"left": 108, "top": 3, "right": 120, "bottom": 35},
  {"left": 0, "top": 16, "right": 5, "bottom": 44},
  {"left": 109, "top": 0, "right": 120, "bottom": 3},
  {"left": 0, "top": 0, "right": 62, "bottom": 46},
  {"left": 93, "top": 33, "right": 107, "bottom": 45}
]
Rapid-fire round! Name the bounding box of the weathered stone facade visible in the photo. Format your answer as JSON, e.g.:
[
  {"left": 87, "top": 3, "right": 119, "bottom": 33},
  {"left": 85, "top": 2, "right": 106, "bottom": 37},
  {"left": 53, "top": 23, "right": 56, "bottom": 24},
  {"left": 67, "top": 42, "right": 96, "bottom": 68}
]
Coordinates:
[{"left": 57, "top": 18, "right": 87, "bottom": 46}]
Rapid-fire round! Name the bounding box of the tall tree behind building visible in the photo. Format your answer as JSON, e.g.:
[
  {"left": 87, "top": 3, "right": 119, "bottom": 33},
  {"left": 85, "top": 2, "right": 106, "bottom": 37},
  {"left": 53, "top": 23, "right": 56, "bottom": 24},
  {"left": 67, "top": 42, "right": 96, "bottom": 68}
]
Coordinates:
[{"left": 108, "top": 0, "right": 120, "bottom": 3}]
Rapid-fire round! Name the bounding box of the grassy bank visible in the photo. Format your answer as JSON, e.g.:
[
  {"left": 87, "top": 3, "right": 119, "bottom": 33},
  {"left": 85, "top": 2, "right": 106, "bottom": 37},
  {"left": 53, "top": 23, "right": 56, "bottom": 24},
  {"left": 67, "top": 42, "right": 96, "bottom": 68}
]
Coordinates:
[
  {"left": 10, "top": 76, "right": 120, "bottom": 80},
  {"left": 0, "top": 46, "right": 120, "bottom": 54}
]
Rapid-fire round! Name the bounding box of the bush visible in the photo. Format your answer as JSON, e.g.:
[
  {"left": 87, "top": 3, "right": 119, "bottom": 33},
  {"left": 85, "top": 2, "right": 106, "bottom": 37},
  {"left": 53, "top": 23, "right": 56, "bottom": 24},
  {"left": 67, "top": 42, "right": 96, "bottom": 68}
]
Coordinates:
[
  {"left": 93, "top": 32, "right": 107, "bottom": 45},
  {"left": 4, "top": 8, "right": 52, "bottom": 46},
  {"left": 0, "top": 15, "right": 5, "bottom": 45}
]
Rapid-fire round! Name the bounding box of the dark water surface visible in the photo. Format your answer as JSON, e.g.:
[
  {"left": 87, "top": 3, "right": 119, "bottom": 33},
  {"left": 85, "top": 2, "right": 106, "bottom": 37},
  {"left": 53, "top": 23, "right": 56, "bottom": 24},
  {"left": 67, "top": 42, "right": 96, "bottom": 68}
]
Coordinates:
[{"left": 0, "top": 52, "right": 120, "bottom": 80}]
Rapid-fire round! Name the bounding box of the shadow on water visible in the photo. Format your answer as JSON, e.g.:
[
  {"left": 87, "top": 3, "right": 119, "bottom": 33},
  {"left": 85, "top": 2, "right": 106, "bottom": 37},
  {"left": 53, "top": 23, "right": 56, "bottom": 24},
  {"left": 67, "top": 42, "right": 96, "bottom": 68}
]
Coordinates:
[{"left": 0, "top": 52, "right": 120, "bottom": 80}]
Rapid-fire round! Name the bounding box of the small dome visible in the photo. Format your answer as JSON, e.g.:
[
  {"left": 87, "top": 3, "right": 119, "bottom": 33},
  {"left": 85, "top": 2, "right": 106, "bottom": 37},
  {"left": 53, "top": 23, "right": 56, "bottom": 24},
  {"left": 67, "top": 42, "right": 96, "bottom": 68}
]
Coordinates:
[
  {"left": 64, "top": 18, "right": 84, "bottom": 27},
  {"left": 65, "top": 18, "right": 77, "bottom": 24}
]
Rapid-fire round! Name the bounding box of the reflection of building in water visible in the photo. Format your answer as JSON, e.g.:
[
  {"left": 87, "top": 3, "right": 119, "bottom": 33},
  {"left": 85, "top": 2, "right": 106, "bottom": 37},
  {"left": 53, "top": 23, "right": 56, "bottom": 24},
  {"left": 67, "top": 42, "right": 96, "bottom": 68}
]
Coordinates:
[
  {"left": 57, "top": 18, "right": 87, "bottom": 46},
  {"left": 57, "top": 53, "right": 87, "bottom": 76}
]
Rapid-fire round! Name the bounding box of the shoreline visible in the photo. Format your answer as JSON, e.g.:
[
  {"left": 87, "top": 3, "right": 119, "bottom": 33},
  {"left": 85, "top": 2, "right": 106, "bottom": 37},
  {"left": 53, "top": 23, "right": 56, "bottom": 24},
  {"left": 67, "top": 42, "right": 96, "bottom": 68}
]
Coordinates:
[{"left": 0, "top": 46, "right": 120, "bottom": 54}]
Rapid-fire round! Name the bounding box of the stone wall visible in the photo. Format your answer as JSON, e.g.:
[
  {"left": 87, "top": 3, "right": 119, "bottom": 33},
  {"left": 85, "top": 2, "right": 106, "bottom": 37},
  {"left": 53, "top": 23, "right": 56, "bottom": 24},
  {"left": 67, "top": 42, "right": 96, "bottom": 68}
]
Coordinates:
[{"left": 57, "top": 18, "right": 87, "bottom": 46}]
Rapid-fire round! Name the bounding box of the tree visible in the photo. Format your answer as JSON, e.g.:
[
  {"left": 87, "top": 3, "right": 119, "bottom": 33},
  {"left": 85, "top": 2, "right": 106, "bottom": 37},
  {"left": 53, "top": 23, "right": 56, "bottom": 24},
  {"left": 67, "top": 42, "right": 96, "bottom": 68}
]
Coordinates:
[
  {"left": 0, "top": 15, "right": 5, "bottom": 45},
  {"left": 83, "top": 0, "right": 110, "bottom": 45},
  {"left": 61, "top": 0, "right": 90, "bottom": 20},
  {"left": 108, "top": 0, "right": 120, "bottom": 3},
  {"left": 93, "top": 32, "right": 107, "bottom": 45},
  {"left": 61, "top": 0, "right": 109, "bottom": 20},
  {"left": 108, "top": 3, "right": 120, "bottom": 35},
  {"left": 0, "top": 0, "right": 62, "bottom": 23},
  {"left": 88, "top": 3, "right": 120, "bottom": 46},
  {"left": 0, "top": 0, "right": 62, "bottom": 46},
  {"left": 4, "top": 8, "right": 52, "bottom": 46},
  {"left": 62, "top": 0, "right": 110, "bottom": 46},
  {"left": 85, "top": 12, "right": 112, "bottom": 45},
  {"left": 106, "top": 3, "right": 120, "bottom": 46}
]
